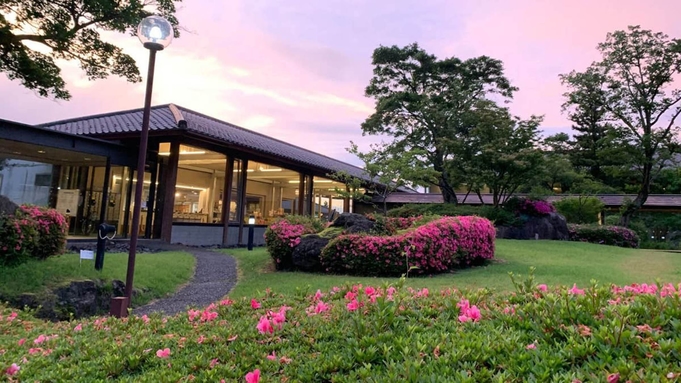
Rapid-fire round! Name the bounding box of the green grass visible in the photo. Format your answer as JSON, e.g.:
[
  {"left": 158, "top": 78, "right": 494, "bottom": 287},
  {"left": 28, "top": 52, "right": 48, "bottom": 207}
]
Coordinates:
[
  {"left": 0, "top": 251, "right": 195, "bottom": 305},
  {"left": 224, "top": 239, "right": 681, "bottom": 298}
]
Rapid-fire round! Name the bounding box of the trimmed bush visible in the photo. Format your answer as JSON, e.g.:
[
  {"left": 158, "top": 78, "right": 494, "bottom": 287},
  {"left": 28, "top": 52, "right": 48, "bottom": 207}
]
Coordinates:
[
  {"left": 15, "top": 205, "right": 68, "bottom": 259},
  {"left": 505, "top": 196, "right": 555, "bottom": 217},
  {"left": 387, "top": 203, "right": 518, "bottom": 226},
  {"left": 264, "top": 218, "right": 318, "bottom": 270},
  {"left": 568, "top": 224, "right": 640, "bottom": 248},
  {"left": 553, "top": 196, "right": 604, "bottom": 224},
  {"left": 0, "top": 215, "right": 39, "bottom": 267},
  {"left": 367, "top": 215, "right": 421, "bottom": 236},
  {"left": 320, "top": 216, "right": 495, "bottom": 277}
]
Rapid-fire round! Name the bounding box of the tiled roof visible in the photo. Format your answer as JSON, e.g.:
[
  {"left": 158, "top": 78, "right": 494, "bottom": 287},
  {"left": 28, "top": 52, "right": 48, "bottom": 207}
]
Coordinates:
[
  {"left": 376, "top": 193, "right": 681, "bottom": 208},
  {"left": 39, "top": 104, "right": 374, "bottom": 181}
]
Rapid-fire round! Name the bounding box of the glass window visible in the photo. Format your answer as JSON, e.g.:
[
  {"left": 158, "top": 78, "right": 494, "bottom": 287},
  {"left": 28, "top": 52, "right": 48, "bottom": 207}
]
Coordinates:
[{"left": 159, "top": 143, "right": 226, "bottom": 224}]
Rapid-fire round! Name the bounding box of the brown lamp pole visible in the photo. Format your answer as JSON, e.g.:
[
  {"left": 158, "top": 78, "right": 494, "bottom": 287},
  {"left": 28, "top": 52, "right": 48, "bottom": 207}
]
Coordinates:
[{"left": 112, "top": 15, "right": 174, "bottom": 318}]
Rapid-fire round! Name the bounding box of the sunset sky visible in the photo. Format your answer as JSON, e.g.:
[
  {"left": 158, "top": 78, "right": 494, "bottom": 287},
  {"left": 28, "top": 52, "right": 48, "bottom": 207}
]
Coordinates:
[{"left": 1, "top": 0, "right": 679, "bottom": 166}]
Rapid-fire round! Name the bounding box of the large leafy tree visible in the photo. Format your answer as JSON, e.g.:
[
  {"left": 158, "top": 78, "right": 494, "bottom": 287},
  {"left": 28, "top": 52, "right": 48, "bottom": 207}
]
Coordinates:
[
  {"left": 561, "top": 26, "right": 681, "bottom": 225},
  {"left": 361, "top": 43, "right": 517, "bottom": 204},
  {"left": 0, "top": 0, "right": 181, "bottom": 99},
  {"left": 458, "top": 102, "right": 544, "bottom": 207}
]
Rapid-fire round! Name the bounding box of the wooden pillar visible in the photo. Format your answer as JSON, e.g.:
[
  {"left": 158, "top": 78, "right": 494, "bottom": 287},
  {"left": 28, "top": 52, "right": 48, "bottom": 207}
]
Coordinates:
[
  {"left": 297, "top": 173, "right": 305, "bottom": 215},
  {"left": 343, "top": 185, "right": 350, "bottom": 213},
  {"left": 152, "top": 159, "right": 166, "bottom": 239},
  {"left": 221, "top": 157, "right": 234, "bottom": 246},
  {"left": 145, "top": 159, "right": 158, "bottom": 238},
  {"left": 306, "top": 175, "right": 314, "bottom": 217},
  {"left": 99, "top": 158, "right": 111, "bottom": 225},
  {"left": 122, "top": 167, "right": 134, "bottom": 238},
  {"left": 160, "top": 141, "right": 180, "bottom": 242},
  {"left": 237, "top": 159, "right": 248, "bottom": 245}
]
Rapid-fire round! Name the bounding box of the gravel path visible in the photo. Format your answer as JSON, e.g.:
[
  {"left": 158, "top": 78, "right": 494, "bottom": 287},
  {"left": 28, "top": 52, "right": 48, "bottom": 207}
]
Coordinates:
[{"left": 133, "top": 248, "right": 238, "bottom": 317}]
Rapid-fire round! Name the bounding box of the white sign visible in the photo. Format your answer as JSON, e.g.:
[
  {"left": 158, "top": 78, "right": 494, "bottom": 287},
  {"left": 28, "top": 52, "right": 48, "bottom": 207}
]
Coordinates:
[
  {"left": 56, "top": 189, "right": 79, "bottom": 216},
  {"left": 79, "top": 250, "right": 94, "bottom": 266}
]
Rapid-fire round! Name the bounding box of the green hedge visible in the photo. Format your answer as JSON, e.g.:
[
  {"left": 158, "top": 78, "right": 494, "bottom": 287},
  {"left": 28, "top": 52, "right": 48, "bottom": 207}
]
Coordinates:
[
  {"left": 387, "top": 203, "right": 518, "bottom": 226},
  {"left": 568, "top": 224, "right": 640, "bottom": 248}
]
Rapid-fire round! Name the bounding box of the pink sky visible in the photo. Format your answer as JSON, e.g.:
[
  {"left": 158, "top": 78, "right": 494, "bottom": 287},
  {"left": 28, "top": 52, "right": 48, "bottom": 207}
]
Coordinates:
[{"left": 1, "top": 0, "right": 679, "bottom": 166}]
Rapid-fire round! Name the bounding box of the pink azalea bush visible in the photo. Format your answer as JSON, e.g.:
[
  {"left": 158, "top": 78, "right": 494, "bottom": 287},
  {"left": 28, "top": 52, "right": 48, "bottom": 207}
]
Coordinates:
[
  {"left": 15, "top": 205, "right": 68, "bottom": 259},
  {"left": 264, "top": 218, "right": 318, "bottom": 270},
  {"left": 0, "top": 205, "right": 68, "bottom": 266},
  {"left": 320, "top": 216, "right": 495, "bottom": 276},
  {"left": 568, "top": 224, "right": 640, "bottom": 248},
  {"left": 1, "top": 277, "right": 680, "bottom": 380}
]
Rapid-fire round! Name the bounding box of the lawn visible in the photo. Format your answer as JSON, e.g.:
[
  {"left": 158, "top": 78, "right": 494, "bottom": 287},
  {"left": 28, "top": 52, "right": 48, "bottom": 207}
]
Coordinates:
[
  {"left": 224, "top": 239, "right": 681, "bottom": 298},
  {"left": 0, "top": 251, "right": 195, "bottom": 306}
]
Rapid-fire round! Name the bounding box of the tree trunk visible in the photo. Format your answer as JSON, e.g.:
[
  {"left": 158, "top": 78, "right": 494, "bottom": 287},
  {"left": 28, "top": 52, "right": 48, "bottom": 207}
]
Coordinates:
[
  {"left": 438, "top": 170, "right": 458, "bottom": 204},
  {"left": 618, "top": 162, "right": 652, "bottom": 226}
]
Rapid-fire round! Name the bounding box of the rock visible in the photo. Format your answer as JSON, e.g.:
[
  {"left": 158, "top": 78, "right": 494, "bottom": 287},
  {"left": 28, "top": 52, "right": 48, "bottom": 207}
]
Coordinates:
[
  {"left": 331, "top": 213, "right": 375, "bottom": 234},
  {"left": 111, "top": 279, "right": 126, "bottom": 297},
  {"left": 55, "top": 280, "right": 100, "bottom": 318},
  {"left": 496, "top": 212, "right": 569, "bottom": 240},
  {"left": 0, "top": 195, "right": 18, "bottom": 215},
  {"left": 291, "top": 235, "right": 330, "bottom": 272}
]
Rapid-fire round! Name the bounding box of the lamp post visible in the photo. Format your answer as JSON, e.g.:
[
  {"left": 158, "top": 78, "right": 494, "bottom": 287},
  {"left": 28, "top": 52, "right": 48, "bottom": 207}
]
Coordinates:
[{"left": 115, "top": 15, "right": 174, "bottom": 317}]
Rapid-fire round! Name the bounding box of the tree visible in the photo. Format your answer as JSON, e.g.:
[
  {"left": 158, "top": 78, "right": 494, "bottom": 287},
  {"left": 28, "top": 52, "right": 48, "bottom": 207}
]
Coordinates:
[
  {"left": 561, "top": 26, "right": 681, "bottom": 226},
  {"left": 459, "top": 102, "right": 544, "bottom": 207},
  {"left": 330, "top": 142, "right": 437, "bottom": 215},
  {"left": 0, "top": 0, "right": 181, "bottom": 99},
  {"left": 361, "top": 43, "right": 517, "bottom": 204}
]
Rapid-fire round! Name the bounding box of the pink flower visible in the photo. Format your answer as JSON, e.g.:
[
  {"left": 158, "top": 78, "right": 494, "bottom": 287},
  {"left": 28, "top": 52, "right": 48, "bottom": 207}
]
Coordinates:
[
  {"left": 569, "top": 284, "right": 585, "bottom": 296},
  {"left": 607, "top": 373, "right": 619, "bottom": 383},
  {"left": 197, "top": 335, "right": 206, "bottom": 344},
  {"left": 73, "top": 324, "right": 82, "bottom": 332},
  {"left": 256, "top": 316, "right": 273, "bottom": 334},
  {"left": 141, "top": 315, "right": 150, "bottom": 324},
  {"left": 267, "top": 352, "right": 277, "bottom": 361},
  {"left": 537, "top": 284, "right": 548, "bottom": 292},
  {"left": 466, "top": 306, "right": 481, "bottom": 322},
  {"left": 156, "top": 348, "right": 171, "bottom": 358},
  {"left": 187, "top": 309, "right": 201, "bottom": 322},
  {"left": 315, "top": 301, "right": 330, "bottom": 314},
  {"left": 245, "top": 369, "right": 260, "bottom": 383},
  {"left": 346, "top": 299, "right": 360, "bottom": 312},
  {"left": 5, "top": 363, "right": 19, "bottom": 376},
  {"left": 364, "top": 286, "right": 376, "bottom": 296},
  {"left": 503, "top": 306, "right": 515, "bottom": 315},
  {"left": 526, "top": 343, "right": 536, "bottom": 350},
  {"left": 344, "top": 291, "right": 357, "bottom": 301},
  {"left": 17, "top": 339, "right": 25, "bottom": 346},
  {"left": 28, "top": 348, "right": 42, "bottom": 355},
  {"left": 313, "top": 289, "right": 323, "bottom": 301},
  {"left": 219, "top": 299, "right": 233, "bottom": 306},
  {"left": 210, "top": 358, "right": 219, "bottom": 368},
  {"left": 458, "top": 314, "right": 472, "bottom": 323},
  {"left": 33, "top": 335, "right": 47, "bottom": 345},
  {"left": 7, "top": 312, "right": 17, "bottom": 322},
  {"left": 251, "top": 299, "right": 261, "bottom": 309}
]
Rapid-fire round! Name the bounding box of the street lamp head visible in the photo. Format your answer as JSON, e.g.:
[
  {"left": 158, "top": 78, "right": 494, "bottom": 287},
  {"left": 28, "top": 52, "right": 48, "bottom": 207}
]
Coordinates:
[{"left": 137, "top": 15, "right": 173, "bottom": 51}]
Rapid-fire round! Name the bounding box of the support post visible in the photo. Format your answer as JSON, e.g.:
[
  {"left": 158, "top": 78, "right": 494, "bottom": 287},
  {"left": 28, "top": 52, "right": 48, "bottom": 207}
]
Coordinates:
[
  {"left": 297, "top": 173, "right": 305, "bottom": 215},
  {"left": 306, "top": 175, "right": 314, "bottom": 217},
  {"left": 221, "top": 157, "right": 234, "bottom": 246},
  {"left": 237, "top": 159, "right": 248, "bottom": 245},
  {"left": 99, "top": 158, "right": 111, "bottom": 225},
  {"left": 160, "top": 141, "right": 180, "bottom": 242},
  {"left": 145, "top": 152, "right": 158, "bottom": 238}
]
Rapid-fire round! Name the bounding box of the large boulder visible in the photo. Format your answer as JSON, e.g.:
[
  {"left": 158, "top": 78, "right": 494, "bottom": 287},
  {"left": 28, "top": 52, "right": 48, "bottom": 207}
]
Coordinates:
[
  {"left": 496, "top": 212, "right": 569, "bottom": 240},
  {"left": 0, "top": 195, "right": 18, "bottom": 216},
  {"left": 331, "top": 213, "right": 375, "bottom": 234},
  {"left": 291, "top": 235, "right": 330, "bottom": 272}
]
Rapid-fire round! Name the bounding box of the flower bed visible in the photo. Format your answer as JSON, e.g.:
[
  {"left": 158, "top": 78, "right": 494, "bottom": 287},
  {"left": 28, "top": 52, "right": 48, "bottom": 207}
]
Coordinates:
[
  {"left": 0, "top": 205, "right": 68, "bottom": 266},
  {"left": 1, "top": 277, "right": 680, "bottom": 381},
  {"left": 264, "top": 219, "right": 317, "bottom": 270},
  {"left": 568, "top": 224, "right": 640, "bottom": 248},
  {"left": 320, "top": 216, "right": 496, "bottom": 276}
]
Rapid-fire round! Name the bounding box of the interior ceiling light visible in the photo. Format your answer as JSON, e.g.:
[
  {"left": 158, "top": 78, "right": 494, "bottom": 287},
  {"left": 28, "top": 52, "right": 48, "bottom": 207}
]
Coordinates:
[
  {"left": 259, "top": 167, "right": 282, "bottom": 172},
  {"left": 289, "top": 180, "right": 333, "bottom": 184},
  {"left": 158, "top": 150, "right": 206, "bottom": 156},
  {"left": 37, "top": 150, "right": 46, "bottom": 154},
  {"left": 234, "top": 169, "right": 255, "bottom": 172}
]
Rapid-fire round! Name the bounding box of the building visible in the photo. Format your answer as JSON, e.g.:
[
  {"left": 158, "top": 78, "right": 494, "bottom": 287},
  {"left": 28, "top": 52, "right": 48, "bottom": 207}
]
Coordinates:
[{"left": 0, "top": 104, "right": 382, "bottom": 246}]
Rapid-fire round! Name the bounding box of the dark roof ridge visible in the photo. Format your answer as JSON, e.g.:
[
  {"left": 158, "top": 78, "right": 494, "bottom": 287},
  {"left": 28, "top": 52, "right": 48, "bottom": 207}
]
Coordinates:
[
  {"left": 36, "top": 104, "right": 173, "bottom": 128},
  {"left": 174, "top": 104, "right": 369, "bottom": 175}
]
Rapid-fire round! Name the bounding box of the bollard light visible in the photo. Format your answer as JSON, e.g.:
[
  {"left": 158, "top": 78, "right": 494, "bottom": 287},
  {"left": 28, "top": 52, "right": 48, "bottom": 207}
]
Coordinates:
[{"left": 247, "top": 215, "right": 255, "bottom": 251}]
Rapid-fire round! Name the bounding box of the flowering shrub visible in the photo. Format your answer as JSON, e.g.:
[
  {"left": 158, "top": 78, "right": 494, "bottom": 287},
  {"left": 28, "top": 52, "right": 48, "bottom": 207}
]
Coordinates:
[
  {"left": 0, "top": 215, "right": 39, "bottom": 266},
  {"left": 320, "top": 216, "right": 496, "bottom": 276},
  {"left": 2, "top": 277, "right": 681, "bottom": 381},
  {"left": 15, "top": 205, "right": 68, "bottom": 259},
  {"left": 568, "top": 224, "right": 640, "bottom": 248},
  {"left": 505, "top": 196, "right": 556, "bottom": 217},
  {"left": 264, "top": 218, "right": 318, "bottom": 270},
  {"left": 367, "top": 214, "right": 421, "bottom": 235}
]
